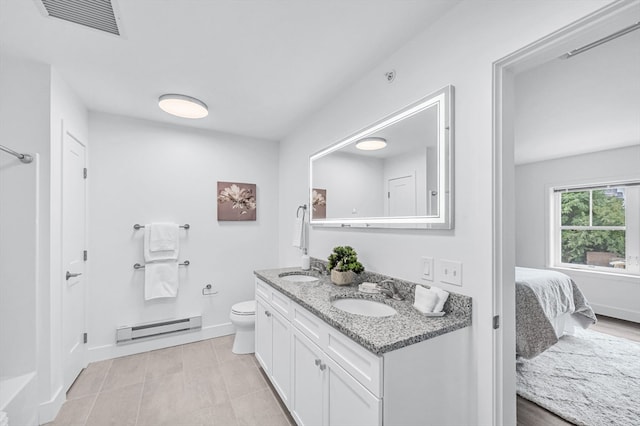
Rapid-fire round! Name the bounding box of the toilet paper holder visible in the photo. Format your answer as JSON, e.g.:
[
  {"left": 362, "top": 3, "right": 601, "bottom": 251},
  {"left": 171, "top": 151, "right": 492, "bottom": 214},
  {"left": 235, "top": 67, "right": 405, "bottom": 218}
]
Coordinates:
[{"left": 202, "top": 284, "right": 218, "bottom": 296}]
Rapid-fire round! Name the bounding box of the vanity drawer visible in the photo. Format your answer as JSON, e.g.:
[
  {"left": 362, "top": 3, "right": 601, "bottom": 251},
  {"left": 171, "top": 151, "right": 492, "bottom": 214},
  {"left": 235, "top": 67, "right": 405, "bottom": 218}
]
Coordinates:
[
  {"left": 326, "top": 328, "right": 383, "bottom": 397},
  {"left": 270, "top": 288, "right": 292, "bottom": 319},
  {"left": 255, "top": 278, "right": 271, "bottom": 300},
  {"left": 292, "top": 303, "right": 327, "bottom": 348}
]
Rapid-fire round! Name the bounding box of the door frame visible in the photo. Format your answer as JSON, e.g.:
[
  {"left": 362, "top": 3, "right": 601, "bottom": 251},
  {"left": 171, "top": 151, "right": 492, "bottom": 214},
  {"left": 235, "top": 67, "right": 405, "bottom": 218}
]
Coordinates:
[{"left": 491, "top": 1, "right": 638, "bottom": 424}]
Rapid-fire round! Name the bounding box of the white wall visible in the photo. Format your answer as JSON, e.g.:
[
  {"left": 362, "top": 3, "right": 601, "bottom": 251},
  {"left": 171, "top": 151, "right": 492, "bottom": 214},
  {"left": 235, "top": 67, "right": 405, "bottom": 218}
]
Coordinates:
[
  {"left": 87, "top": 112, "right": 279, "bottom": 360},
  {"left": 0, "top": 54, "right": 51, "bottom": 425},
  {"left": 313, "top": 152, "right": 384, "bottom": 218},
  {"left": 515, "top": 145, "right": 640, "bottom": 322},
  {"left": 277, "top": 1, "right": 612, "bottom": 424}
]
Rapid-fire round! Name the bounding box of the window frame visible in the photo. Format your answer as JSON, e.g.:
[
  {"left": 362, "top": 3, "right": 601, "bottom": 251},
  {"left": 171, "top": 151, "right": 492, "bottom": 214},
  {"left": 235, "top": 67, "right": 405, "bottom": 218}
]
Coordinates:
[{"left": 548, "top": 179, "right": 640, "bottom": 277}]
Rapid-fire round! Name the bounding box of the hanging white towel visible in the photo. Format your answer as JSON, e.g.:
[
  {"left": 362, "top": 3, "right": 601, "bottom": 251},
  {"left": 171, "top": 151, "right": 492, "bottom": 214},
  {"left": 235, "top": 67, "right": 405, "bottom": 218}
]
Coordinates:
[
  {"left": 149, "top": 222, "right": 179, "bottom": 252},
  {"left": 144, "top": 261, "right": 179, "bottom": 300},
  {"left": 144, "top": 224, "right": 179, "bottom": 262},
  {"left": 292, "top": 217, "right": 304, "bottom": 248}
]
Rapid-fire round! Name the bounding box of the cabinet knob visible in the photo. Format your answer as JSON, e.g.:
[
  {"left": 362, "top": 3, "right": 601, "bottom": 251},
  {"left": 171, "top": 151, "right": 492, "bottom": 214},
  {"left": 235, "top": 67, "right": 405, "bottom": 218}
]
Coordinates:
[
  {"left": 265, "top": 310, "right": 272, "bottom": 317},
  {"left": 315, "top": 359, "right": 321, "bottom": 366},
  {"left": 319, "top": 363, "right": 326, "bottom": 371}
]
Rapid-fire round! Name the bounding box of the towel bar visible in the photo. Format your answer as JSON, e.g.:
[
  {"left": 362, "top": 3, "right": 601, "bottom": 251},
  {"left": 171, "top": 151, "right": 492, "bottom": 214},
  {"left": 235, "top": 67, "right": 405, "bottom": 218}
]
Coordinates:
[
  {"left": 133, "top": 223, "right": 190, "bottom": 230},
  {"left": 133, "top": 260, "right": 190, "bottom": 270}
]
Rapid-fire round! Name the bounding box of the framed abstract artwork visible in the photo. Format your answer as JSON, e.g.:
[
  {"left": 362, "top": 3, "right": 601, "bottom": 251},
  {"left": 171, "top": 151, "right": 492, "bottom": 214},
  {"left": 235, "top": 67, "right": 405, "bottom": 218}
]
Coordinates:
[{"left": 217, "top": 181, "right": 257, "bottom": 221}]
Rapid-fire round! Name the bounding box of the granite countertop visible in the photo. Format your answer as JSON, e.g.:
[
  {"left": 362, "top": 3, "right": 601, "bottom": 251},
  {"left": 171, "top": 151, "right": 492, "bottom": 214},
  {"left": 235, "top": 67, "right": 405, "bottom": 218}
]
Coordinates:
[{"left": 254, "top": 267, "right": 472, "bottom": 356}]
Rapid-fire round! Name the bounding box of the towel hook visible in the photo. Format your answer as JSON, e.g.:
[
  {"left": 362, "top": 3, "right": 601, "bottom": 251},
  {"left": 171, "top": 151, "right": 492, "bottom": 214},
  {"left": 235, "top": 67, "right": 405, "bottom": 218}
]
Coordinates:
[{"left": 296, "top": 204, "right": 307, "bottom": 218}]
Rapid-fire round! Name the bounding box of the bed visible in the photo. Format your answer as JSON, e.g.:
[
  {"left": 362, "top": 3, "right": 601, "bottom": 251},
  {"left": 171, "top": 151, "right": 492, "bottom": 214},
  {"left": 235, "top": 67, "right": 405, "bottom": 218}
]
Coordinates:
[{"left": 515, "top": 267, "right": 597, "bottom": 359}]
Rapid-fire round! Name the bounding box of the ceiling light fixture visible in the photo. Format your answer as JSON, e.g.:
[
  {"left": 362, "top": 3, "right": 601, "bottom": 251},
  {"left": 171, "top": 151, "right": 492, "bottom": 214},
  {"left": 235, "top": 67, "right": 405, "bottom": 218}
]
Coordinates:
[
  {"left": 356, "top": 137, "right": 387, "bottom": 151},
  {"left": 158, "top": 94, "right": 208, "bottom": 119}
]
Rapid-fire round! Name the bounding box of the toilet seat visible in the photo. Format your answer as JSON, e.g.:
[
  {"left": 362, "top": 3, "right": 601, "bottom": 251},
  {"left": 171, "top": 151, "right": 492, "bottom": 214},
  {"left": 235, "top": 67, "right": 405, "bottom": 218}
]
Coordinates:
[{"left": 231, "top": 300, "right": 256, "bottom": 316}]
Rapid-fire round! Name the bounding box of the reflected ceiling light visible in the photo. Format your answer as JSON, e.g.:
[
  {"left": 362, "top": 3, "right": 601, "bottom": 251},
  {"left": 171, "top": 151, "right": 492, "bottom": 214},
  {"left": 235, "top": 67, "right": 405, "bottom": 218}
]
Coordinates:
[
  {"left": 355, "top": 137, "right": 387, "bottom": 151},
  {"left": 158, "top": 94, "right": 208, "bottom": 119}
]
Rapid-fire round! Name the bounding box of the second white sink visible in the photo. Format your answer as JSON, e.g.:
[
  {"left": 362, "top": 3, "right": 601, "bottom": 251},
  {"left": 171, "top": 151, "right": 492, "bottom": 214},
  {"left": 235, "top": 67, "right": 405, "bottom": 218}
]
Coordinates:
[{"left": 332, "top": 298, "right": 397, "bottom": 317}]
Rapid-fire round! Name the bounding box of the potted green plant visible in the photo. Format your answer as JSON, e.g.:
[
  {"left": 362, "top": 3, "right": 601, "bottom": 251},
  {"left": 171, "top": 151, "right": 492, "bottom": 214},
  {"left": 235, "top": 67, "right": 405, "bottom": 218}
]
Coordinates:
[{"left": 327, "top": 246, "right": 364, "bottom": 285}]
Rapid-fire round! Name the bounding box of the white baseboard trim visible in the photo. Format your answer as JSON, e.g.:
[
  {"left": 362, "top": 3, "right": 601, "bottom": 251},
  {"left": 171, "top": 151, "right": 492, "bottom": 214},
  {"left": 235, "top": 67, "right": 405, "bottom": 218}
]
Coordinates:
[
  {"left": 591, "top": 303, "right": 640, "bottom": 323},
  {"left": 87, "top": 322, "right": 235, "bottom": 363},
  {"left": 38, "top": 385, "right": 65, "bottom": 425}
]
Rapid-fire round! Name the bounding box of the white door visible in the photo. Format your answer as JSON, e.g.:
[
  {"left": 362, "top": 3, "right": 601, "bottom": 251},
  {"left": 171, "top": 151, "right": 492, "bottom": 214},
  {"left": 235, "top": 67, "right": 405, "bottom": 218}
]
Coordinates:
[
  {"left": 255, "top": 296, "right": 273, "bottom": 373},
  {"left": 291, "top": 329, "right": 325, "bottom": 426},
  {"left": 271, "top": 309, "right": 292, "bottom": 408},
  {"left": 325, "top": 355, "right": 381, "bottom": 426},
  {"left": 388, "top": 174, "right": 416, "bottom": 217},
  {"left": 62, "top": 131, "right": 87, "bottom": 390}
]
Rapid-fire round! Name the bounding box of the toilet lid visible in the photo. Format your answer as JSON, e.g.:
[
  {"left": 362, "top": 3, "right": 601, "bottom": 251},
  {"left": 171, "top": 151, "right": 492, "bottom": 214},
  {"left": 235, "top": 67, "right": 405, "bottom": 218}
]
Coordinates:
[{"left": 232, "top": 300, "right": 256, "bottom": 315}]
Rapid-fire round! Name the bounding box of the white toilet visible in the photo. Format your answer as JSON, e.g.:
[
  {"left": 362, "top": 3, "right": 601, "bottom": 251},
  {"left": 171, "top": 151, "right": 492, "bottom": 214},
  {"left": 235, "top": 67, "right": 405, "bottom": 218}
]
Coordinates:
[{"left": 229, "top": 300, "right": 256, "bottom": 354}]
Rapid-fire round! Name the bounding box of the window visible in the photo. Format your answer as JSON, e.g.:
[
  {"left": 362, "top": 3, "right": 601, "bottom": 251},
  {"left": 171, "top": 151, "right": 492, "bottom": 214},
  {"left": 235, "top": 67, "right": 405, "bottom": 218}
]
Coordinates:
[{"left": 551, "top": 181, "right": 640, "bottom": 275}]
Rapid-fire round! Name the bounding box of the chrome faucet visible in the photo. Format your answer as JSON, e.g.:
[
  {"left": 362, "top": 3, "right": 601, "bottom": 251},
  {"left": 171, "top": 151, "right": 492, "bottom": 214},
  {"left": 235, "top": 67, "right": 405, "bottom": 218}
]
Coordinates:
[
  {"left": 376, "top": 279, "right": 404, "bottom": 301},
  {"left": 311, "top": 262, "right": 328, "bottom": 275}
]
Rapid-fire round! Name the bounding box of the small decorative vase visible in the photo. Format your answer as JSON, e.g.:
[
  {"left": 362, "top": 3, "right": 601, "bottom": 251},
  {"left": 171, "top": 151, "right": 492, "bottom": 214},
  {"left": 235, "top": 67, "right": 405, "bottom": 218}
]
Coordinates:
[{"left": 331, "top": 269, "right": 355, "bottom": 286}]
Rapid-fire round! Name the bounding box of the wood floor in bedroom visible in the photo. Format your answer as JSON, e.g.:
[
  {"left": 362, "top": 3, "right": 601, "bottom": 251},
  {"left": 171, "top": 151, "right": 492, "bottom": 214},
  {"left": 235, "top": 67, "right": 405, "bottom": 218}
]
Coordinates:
[{"left": 516, "top": 314, "right": 640, "bottom": 426}]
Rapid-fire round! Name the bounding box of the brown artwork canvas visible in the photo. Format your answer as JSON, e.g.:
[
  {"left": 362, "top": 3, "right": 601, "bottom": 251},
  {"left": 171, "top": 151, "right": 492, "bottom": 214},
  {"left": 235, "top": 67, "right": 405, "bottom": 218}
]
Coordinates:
[
  {"left": 312, "top": 188, "right": 327, "bottom": 219},
  {"left": 217, "top": 181, "right": 257, "bottom": 221}
]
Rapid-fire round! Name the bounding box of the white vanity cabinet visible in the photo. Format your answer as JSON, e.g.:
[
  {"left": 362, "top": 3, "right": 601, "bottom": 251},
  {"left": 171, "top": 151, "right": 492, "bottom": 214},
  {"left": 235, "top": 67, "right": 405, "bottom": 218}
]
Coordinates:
[
  {"left": 255, "top": 280, "right": 293, "bottom": 408},
  {"left": 291, "top": 328, "right": 381, "bottom": 426}
]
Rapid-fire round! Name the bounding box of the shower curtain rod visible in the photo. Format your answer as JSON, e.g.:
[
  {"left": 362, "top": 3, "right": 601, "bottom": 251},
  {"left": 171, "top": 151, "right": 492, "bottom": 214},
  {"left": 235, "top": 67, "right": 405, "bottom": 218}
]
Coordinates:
[
  {"left": 564, "top": 21, "right": 640, "bottom": 59},
  {"left": 0, "top": 144, "right": 33, "bottom": 164}
]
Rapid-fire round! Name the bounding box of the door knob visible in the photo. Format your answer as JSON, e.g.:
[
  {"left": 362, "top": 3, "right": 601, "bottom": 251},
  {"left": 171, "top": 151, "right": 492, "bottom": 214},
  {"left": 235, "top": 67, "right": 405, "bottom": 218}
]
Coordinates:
[{"left": 66, "top": 271, "right": 82, "bottom": 280}]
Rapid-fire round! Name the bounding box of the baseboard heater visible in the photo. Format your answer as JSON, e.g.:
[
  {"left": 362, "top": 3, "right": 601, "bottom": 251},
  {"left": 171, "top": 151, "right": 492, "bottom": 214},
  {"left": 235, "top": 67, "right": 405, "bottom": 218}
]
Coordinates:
[{"left": 116, "top": 315, "right": 202, "bottom": 344}]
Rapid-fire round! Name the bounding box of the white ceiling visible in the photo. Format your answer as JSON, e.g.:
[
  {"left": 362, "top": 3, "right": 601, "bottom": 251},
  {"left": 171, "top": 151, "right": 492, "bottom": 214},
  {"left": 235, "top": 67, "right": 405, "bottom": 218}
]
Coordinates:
[
  {"left": 514, "top": 21, "right": 640, "bottom": 165},
  {"left": 0, "top": 0, "right": 460, "bottom": 141}
]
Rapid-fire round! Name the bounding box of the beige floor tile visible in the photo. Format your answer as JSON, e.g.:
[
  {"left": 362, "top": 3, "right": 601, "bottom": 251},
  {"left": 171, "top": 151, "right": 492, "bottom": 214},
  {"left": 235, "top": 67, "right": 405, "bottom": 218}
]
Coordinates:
[
  {"left": 50, "top": 394, "right": 96, "bottom": 426},
  {"left": 231, "top": 388, "right": 290, "bottom": 426},
  {"left": 101, "top": 352, "right": 148, "bottom": 391},
  {"left": 185, "top": 364, "right": 231, "bottom": 407},
  {"left": 220, "top": 357, "right": 267, "bottom": 400},
  {"left": 183, "top": 339, "right": 218, "bottom": 372},
  {"left": 211, "top": 335, "right": 237, "bottom": 364},
  {"left": 84, "top": 382, "right": 142, "bottom": 426},
  {"left": 67, "top": 359, "right": 112, "bottom": 400},
  {"left": 145, "top": 345, "right": 183, "bottom": 380},
  {"left": 137, "top": 372, "right": 212, "bottom": 425}
]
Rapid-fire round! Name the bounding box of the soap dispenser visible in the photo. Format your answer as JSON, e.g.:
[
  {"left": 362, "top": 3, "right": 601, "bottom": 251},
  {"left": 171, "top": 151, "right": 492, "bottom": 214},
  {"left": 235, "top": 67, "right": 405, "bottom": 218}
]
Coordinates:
[{"left": 301, "top": 249, "right": 310, "bottom": 270}]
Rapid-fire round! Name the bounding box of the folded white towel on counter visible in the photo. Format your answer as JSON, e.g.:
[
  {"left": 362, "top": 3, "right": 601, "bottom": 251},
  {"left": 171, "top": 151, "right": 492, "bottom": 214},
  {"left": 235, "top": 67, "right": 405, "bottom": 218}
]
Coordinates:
[
  {"left": 430, "top": 286, "right": 450, "bottom": 313},
  {"left": 144, "top": 224, "right": 179, "bottom": 262},
  {"left": 292, "top": 217, "right": 304, "bottom": 248},
  {"left": 149, "top": 222, "right": 179, "bottom": 252},
  {"left": 144, "top": 261, "right": 179, "bottom": 300},
  {"left": 414, "top": 285, "right": 439, "bottom": 313}
]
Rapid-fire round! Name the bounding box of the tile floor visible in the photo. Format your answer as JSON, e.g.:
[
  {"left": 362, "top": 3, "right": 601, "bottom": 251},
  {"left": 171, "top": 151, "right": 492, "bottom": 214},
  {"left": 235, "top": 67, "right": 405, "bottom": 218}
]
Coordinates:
[{"left": 46, "top": 335, "right": 295, "bottom": 426}]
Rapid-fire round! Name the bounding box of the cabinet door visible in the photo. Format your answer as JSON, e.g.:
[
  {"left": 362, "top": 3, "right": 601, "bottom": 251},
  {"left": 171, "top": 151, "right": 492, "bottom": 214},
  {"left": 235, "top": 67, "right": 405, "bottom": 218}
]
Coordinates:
[
  {"left": 255, "top": 296, "right": 272, "bottom": 373},
  {"left": 325, "top": 355, "right": 381, "bottom": 426},
  {"left": 270, "top": 309, "right": 291, "bottom": 408},
  {"left": 291, "top": 329, "right": 325, "bottom": 426}
]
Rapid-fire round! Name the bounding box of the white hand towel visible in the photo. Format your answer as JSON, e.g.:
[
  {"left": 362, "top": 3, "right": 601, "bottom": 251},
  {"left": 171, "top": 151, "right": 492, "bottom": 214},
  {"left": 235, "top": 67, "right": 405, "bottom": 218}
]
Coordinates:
[
  {"left": 144, "top": 224, "right": 179, "bottom": 262},
  {"left": 149, "top": 223, "right": 179, "bottom": 252},
  {"left": 144, "top": 261, "right": 179, "bottom": 300},
  {"left": 430, "top": 286, "right": 450, "bottom": 313},
  {"left": 414, "top": 285, "right": 438, "bottom": 313},
  {"left": 292, "top": 217, "right": 304, "bottom": 248}
]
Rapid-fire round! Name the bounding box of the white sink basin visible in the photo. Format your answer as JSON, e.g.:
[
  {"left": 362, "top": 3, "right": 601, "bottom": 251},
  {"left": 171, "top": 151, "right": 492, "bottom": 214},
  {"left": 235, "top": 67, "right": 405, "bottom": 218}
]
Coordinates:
[
  {"left": 279, "top": 274, "right": 319, "bottom": 283},
  {"left": 332, "top": 298, "right": 397, "bottom": 317}
]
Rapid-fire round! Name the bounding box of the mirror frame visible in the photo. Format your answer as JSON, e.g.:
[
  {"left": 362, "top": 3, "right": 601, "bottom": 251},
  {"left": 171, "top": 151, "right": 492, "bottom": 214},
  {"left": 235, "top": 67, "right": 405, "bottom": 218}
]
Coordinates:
[{"left": 309, "top": 85, "right": 454, "bottom": 229}]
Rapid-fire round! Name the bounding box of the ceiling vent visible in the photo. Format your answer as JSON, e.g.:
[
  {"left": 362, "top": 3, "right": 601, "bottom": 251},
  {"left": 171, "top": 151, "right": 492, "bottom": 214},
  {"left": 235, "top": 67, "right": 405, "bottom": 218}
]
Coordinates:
[{"left": 39, "top": 0, "right": 120, "bottom": 36}]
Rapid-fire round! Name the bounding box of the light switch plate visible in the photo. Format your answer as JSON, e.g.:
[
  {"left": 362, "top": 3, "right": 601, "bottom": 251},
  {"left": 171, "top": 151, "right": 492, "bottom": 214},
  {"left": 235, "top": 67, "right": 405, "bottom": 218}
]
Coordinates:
[
  {"left": 421, "top": 256, "right": 434, "bottom": 281},
  {"left": 439, "top": 259, "right": 462, "bottom": 286}
]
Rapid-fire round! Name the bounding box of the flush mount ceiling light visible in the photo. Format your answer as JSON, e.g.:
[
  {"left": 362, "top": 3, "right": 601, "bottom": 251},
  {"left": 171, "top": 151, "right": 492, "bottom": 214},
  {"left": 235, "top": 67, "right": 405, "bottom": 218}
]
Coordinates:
[
  {"left": 158, "top": 94, "right": 208, "bottom": 119},
  {"left": 355, "top": 137, "right": 387, "bottom": 151}
]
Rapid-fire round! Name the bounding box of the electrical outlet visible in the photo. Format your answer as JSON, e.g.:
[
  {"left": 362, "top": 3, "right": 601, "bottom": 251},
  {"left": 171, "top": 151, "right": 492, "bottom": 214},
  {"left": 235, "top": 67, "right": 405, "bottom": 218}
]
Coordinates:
[
  {"left": 421, "top": 256, "right": 434, "bottom": 281},
  {"left": 439, "top": 259, "right": 462, "bottom": 286}
]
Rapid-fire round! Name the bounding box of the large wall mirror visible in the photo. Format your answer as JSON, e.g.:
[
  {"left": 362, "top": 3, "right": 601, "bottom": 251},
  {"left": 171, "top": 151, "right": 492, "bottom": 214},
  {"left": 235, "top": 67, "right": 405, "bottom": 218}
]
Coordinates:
[{"left": 310, "top": 85, "right": 454, "bottom": 229}]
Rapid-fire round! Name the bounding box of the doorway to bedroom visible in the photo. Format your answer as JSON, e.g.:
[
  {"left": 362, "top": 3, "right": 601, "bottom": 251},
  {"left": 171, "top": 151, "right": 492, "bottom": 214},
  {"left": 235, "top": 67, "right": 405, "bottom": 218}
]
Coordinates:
[{"left": 493, "top": 1, "right": 640, "bottom": 424}]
